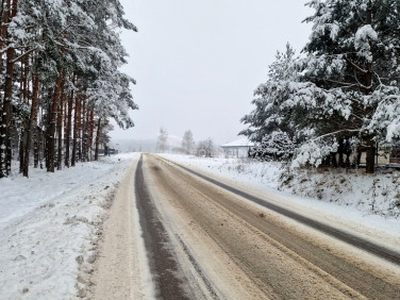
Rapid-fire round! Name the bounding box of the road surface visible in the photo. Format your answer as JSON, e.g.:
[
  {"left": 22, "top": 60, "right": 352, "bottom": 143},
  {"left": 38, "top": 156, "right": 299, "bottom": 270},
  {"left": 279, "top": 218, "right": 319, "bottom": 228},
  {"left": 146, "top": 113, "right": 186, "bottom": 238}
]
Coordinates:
[{"left": 94, "top": 153, "right": 400, "bottom": 299}]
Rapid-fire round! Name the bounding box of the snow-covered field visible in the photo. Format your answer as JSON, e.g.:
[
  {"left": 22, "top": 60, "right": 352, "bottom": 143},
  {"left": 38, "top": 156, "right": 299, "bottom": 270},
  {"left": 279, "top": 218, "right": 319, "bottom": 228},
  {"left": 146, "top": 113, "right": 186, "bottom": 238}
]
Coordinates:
[{"left": 0, "top": 153, "right": 138, "bottom": 300}]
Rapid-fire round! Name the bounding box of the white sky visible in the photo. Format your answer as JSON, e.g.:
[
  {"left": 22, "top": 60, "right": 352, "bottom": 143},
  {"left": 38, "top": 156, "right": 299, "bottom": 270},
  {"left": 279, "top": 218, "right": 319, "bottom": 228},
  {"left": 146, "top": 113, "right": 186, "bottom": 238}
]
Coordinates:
[{"left": 111, "top": 0, "right": 313, "bottom": 145}]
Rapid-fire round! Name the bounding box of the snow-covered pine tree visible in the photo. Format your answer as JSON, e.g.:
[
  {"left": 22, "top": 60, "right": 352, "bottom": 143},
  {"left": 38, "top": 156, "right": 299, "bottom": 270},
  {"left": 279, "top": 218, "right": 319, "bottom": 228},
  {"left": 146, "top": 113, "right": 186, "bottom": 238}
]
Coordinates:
[
  {"left": 242, "top": 1, "right": 400, "bottom": 173},
  {"left": 250, "top": 131, "right": 297, "bottom": 161},
  {"left": 240, "top": 44, "right": 304, "bottom": 161},
  {"left": 0, "top": 0, "right": 19, "bottom": 178},
  {"left": 291, "top": 0, "right": 400, "bottom": 173},
  {"left": 0, "top": 0, "right": 138, "bottom": 177}
]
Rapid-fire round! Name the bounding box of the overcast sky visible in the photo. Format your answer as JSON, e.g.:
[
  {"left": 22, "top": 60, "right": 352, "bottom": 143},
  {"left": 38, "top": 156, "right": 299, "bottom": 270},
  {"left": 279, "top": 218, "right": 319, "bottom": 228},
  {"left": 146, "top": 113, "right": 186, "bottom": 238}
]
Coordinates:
[{"left": 111, "top": 0, "right": 313, "bottom": 145}]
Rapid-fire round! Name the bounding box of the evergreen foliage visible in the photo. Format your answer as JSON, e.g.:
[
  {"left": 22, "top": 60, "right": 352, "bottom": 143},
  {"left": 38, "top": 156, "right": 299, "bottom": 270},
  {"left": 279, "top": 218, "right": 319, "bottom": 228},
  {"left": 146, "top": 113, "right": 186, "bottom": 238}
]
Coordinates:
[
  {"left": 0, "top": 0, "right": 137, "bottom": 177},
  {"left": 241, "top": 44, "right": 302, "bottom": 161},
  {"left": 241, "top": 0, "right": 400, "bottom": 173}
]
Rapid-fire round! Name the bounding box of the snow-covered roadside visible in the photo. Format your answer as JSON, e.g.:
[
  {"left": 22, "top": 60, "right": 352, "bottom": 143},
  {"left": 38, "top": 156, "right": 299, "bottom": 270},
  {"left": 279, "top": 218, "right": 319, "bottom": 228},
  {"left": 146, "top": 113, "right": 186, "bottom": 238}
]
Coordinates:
[
  {"left": 160, "top": 154, "right": 400, "bottom": 251},
  {"left": 0, "top": 153, "right": 139, "bottom": 300}
]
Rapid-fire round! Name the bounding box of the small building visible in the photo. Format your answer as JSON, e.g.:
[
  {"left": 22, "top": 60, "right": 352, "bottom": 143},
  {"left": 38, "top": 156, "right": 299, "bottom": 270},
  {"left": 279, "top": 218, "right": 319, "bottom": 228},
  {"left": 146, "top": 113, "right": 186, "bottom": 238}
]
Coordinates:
[{"left": 221, "top": 138, "right": 254, "bottom": 158}]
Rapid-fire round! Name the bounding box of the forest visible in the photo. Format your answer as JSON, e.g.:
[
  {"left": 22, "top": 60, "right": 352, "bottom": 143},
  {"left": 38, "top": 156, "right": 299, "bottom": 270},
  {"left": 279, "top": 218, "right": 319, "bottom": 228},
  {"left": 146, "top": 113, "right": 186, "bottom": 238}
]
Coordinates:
[
  {"left": 0, "top": 0, "right": 137, "bottom": 178},
  {"left": 2, "top": 0, "right": 400, "bottom": 179},
  {"left": 241, "top": 0, "right": 400, "bottom": 173}
]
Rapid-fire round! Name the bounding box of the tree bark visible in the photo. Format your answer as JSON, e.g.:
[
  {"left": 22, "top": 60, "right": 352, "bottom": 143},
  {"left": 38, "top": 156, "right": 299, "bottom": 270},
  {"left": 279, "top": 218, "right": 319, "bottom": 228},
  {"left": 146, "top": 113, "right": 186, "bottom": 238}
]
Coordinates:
[
  {"left": 81, "top": 98, "right": 86, "bottom": 161},
  {"left": 18, "top": 123, "right": 25, "bottom": 173},
  {"left": 365, "top": 137, "right": 375, "bottom": 174},
  {"left": 94, "top": 117, "right": 102, "bottom": 161},
  {"left": 22, "top": 75, "right": 39, "bottom": 177},
  {"left": 88, "top": 109, "right": 94, "bottom": 160},
  {"left": 0, "top": 1, "right": 8, "bottom": 176},
  {"left": 56, "top": 72, "right": 66, "bottom": 170},
  {"left": 64, "top": 76, "right": 74, "bottom": 167},
  {"left": 18, "top": 54, "right": 30, "bottom": 175},
  {"left": 46, "top": 75, "right": 61, "bottom": 172},
  {"left": 71, "top": 91, "right": 81, "bottom": 167},
  {"left": 1, "top": 38, "right": 15, "bottom": 177},
  {"left": 0, "top": 0, "right": 17, "bottom": 178},
  {"left": 363, "top": 2, "right": 375, "bottom": 174}
]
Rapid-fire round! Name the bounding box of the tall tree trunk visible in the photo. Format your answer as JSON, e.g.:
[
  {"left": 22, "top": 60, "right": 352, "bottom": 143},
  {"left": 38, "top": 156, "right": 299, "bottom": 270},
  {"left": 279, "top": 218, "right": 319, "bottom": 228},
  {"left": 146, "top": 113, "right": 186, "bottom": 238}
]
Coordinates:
[
  {"left": 22, "top": 55, "right": 29, "bottom": 101},
  {"left": 0, "top": 0, "right": 17, "bottom": 178},
  {"left": 46, "top": 75, "right": 61, "bottom": 172},
  {"left": 94, "top": 117, "right": 102, "bottom": 161},
  {"left": 22, "top": 75, "right": 39, "bottom": 177},
  {"left": 0, "top": 1, "right": 6, "bottom": 177},
  {"left": 88, "top": 109, "right": 94, "bottom": 160},
  {"left": 33, "top": 130, "right": 39, "bottom": 168},
  {"left": 81, "top": 98, "right": 86, "bottom": 161},
  {"left": 85, "top": 106, "right": 91, "bottom": 161},
  {"left": 56, "top": 72, "right": 66, "bottom": 170},
  {"left": 18, "top": 123, "right": 25, "bottom": 173},
  {"left": 0, "top": 0, "right": 6, "bottom": 51},
  {"left": 77, "top": 96, "right": 83, "bottom": 162},
  {"left": 71, "top": 91, "right": 80, "bottom": 167},
  {"left": 65, "top": 85, "right": 74, "bottom": 167},
  {"left": 363, "top": 2, "right": 375, "bottom": 174},
  {"left": 56, "top": 92, "right": 63, "bottom": 170},
  {"left": 18, "top": 54, "right": 29, "bottom": 174},
  {"left": 1, "top": 38, "right": 15, "bottom": 177},
  {"left": 365, "top": 137, "right": 375, "bottom": 174}
]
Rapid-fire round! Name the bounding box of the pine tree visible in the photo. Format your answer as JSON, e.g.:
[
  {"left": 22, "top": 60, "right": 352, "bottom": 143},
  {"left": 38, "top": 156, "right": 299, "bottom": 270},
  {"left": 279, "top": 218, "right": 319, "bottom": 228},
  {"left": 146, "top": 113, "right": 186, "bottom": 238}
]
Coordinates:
[
  {"left": 240, "top": 44, "right": 303, "bottom": 161},
  {"left": 294, "top": 0, "right": 400, "bottom": 173},
  {"left": 0, "top": 0, "right": 138, "bottom": 177},
  {"left": 243, "top": 1, "right": 400, "bottom": 173}
]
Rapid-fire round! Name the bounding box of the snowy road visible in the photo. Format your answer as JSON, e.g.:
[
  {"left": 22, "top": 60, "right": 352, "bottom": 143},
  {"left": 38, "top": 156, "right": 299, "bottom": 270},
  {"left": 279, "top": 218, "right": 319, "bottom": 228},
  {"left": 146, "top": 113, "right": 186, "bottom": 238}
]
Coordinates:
[{"left": 133, "top": 154, "right": 400, "bottom": 299}]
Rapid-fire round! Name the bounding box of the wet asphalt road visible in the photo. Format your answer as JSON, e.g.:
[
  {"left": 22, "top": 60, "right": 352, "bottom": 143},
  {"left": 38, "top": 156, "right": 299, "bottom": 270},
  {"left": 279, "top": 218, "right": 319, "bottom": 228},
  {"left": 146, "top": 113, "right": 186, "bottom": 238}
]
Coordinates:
[{"left": 134, "top": 154, "right": 400, "bottom": 299}]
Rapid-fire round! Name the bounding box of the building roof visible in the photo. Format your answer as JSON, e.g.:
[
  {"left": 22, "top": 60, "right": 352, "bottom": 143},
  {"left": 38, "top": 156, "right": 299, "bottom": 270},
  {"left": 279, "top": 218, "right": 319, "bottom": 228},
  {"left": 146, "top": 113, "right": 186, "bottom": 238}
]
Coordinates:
[{"left": 221, "top": 138, "right": 254, "bottom": 148}]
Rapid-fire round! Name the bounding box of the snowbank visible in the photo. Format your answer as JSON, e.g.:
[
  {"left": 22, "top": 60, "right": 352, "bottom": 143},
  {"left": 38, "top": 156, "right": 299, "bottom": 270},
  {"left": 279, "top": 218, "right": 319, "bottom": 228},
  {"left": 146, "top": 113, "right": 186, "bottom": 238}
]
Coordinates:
[
  {"left": 280, "top": 166, "right": 400, "bottom": 218},
  {"left": 161, "top": 154, "right": 400, "bottom": 218},
  {"left": 0, "top": 153, "right": 138, "bottom": 300}
]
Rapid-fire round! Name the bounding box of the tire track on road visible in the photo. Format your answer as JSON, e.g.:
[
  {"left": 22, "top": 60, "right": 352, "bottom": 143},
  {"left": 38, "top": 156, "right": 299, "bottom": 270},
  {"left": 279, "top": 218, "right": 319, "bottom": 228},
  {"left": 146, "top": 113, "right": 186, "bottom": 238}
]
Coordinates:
[
  {"left": 151, "top": 154, "right": 400, "bottom": 299},
  {"left": 135, "top": 156, "right": 190, "bottom": 300},
  {"left": 165, "top": 157, "right": 400, "bottom": 266}
]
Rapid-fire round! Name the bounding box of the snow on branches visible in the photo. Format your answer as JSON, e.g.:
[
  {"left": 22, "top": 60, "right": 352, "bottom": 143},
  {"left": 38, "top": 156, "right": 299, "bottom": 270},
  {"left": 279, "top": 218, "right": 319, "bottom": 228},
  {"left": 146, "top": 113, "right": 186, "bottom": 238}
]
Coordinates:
[
  {"left": 242, "top": 0, "right": 400, "bottom": 173},
  {"left": 0, "top": 0, "right": 138, "bottom": 177},
  {"left": 354, "top": 25, "right": 378, "bottom": 62}
]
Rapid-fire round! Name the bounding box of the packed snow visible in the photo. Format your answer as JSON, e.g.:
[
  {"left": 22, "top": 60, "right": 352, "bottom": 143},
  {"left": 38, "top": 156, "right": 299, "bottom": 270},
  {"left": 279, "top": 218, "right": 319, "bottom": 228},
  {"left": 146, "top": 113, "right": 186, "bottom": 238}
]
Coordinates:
[{"left": 0, "top": 153, "right": 139, "bottom": 299}]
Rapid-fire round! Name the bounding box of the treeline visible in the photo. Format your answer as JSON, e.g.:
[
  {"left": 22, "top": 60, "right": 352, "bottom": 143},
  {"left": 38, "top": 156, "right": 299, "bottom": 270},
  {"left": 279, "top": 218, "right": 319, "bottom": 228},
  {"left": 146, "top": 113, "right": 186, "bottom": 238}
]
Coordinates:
[
  {"left": 241, "top": 0, "right": 400, "bottom": 173},
  {"left": 155, "top": 128, "right": 217, "bottom": 157},
  {"left": 0, "top": 0, "right": 137, "bottom": 178}
]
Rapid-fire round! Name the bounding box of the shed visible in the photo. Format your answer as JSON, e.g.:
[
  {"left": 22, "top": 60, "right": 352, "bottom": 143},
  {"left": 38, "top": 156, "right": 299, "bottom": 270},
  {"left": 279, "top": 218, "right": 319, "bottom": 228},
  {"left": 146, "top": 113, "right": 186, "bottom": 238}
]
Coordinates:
[{"left": 221, "top": 138, "right": 254, "bottom": 158}]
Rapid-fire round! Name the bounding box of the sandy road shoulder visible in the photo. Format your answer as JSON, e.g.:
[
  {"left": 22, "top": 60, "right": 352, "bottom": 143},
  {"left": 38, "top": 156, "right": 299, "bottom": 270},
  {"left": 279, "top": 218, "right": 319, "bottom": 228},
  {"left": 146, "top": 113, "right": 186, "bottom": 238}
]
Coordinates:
[{"left": 90, "top": 157, "right": 154, "bottom": 300}]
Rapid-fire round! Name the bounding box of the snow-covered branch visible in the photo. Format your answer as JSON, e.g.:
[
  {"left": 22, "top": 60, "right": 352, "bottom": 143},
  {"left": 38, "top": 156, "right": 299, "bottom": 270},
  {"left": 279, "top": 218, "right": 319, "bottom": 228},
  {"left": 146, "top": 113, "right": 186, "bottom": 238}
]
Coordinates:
[
  {"left": 345, "top": 56, "right": 368, "bottom": 75},
  {"left": 314, "top": 129, "right": 361, "bottom": 141}
]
